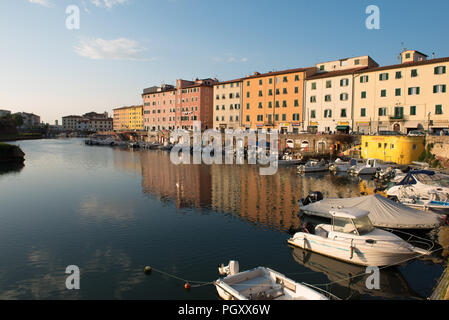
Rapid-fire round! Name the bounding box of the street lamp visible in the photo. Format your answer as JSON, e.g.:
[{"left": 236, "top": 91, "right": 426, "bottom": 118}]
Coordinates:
[{"left": 428, "top": 112, "right": 432, "bottom": 134}]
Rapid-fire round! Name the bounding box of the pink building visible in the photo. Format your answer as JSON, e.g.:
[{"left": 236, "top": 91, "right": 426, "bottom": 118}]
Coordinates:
[
  {"left": 142, "top": 84, "right": 177, "bottom": 131},
  {"left": 175, "top": 78, "right": 217, "bottom": 131}
]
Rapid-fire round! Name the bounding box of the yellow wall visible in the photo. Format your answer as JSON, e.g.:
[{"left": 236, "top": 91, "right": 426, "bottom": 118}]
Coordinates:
[
  {"left": 361, "top": 135, "right": 425, "bottom": 165},
  {"left": 113, "top": 106, "right": 143, "bottom": 131}
]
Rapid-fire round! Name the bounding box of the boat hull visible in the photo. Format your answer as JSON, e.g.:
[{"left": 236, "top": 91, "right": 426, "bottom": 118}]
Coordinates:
[{"left": 287, "top": 234, "right": 418, "bottom": 267}]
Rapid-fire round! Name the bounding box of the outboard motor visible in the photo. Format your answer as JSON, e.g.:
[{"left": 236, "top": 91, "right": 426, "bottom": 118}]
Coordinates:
[
  {"left": 300, "top": 191, "right": 324, "bottom": 206},
  {"left": 219, "top": 261, "right": 240, "bottom": 276}
]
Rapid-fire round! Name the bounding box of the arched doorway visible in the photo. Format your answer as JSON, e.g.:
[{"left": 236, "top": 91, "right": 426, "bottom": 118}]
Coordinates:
[{"left": 393, "top": 123, "right": 401, "bottom": 133}]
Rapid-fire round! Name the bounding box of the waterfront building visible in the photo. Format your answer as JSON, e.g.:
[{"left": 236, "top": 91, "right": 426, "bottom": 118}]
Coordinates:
[
  {"left": 62, "top": 112, "right": 113, "bottom": 132},
  {"left": 142, "top": 84, "right": 176, "bottom": 131},
  {"left": 213, "top": 78, "right": 243, "bottom": 131},
  {"left": 304, "top": 56, "right": 379, "bottom": 133},
  {"left": 241, "top": 67, "right": 315, "bottom": 133},
  {"left": 15, "top": 112, "right": 41, "bottom": 129},
  {"left": 113, "top": 105, "right": 143, "bottom": 131},
  {"left": 361, "top": 135, "right": 425, "bottom": 165},
  {"left": 0, "top": 109, "right": 11, "bottom": 117},
  {"left": 175, "top": 78, "right": 218, "bottom": 131},
  {"left": 354, "top": 50, "right": 449, "bottom": 134}
]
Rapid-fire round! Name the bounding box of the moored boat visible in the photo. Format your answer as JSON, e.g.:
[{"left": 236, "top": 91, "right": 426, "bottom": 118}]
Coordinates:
[
  {"left": 298, "top": 159, "right": 329, "bottom": 173},
  {"left": 288, "top": 208, "right": 432, "bottom": 267},
  {"left": 215, "top": 261, "right": 335, "bottom": 300}
]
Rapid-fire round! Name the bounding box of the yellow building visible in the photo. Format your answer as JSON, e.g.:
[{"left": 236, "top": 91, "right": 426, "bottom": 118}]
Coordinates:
[
  {"left": 113, "top": 105, "right": 143, "bottom": 131},
  {"left": 354, "top": 50, "right": 449, "bottom": 134},
  {"left": 361, "top": 135, "right": 425, "bottom": 165}
]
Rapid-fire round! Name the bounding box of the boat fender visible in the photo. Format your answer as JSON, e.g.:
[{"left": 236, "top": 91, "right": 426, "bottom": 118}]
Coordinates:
[
  {"left": 144, "top": 266, "right": 152, "bottom": 274},
  {"left": 184, "top": 283, "right": 191, "bottom": 290}
]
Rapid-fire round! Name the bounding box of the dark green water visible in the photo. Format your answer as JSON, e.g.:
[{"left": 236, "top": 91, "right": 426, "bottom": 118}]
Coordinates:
[{"left": 0, "top": 139, "right": 445, "bottom": 299}]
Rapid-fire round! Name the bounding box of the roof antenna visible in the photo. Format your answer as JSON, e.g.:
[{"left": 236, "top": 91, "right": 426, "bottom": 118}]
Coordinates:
[{"left": 432, "top": 52, "right": 435, "bottom": 59}]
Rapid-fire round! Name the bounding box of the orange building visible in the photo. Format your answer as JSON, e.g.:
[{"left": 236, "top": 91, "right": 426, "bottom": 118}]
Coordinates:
[{"left": 241, "top": 67, "right": 316, "bottom": 133}]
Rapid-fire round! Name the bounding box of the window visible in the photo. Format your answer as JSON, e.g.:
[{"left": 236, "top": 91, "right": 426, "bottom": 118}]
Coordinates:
[
  {"left": 379, "top": 73, "right": 389, "bottom": 81},
  {"left": 340, "top": 78, "right": 349, "bottom": 87},
  {"left": 434, "top": 85, "right": 447, "bottom": 93},
  {"left": 361, "top": 108, "right": 366, "bottom": 117},
  {"left": 275, "top": 114, "right": 279, "bottom": 121},
  {"left": 247, "top": 81, "right": 250, "bottom": 86},
  {"left": 395, "top": 88, "right": 401, "bottom": 96},
  {"left": 326, "top": 80, "right": 332, "bottom": 88},
  {"left": 360, "top": 75, "right": 369, "bottom": 83},
  {"left": 435, "top": 66, "right": 447, "bottom": 75},
  {"left": 411, "top": 69, "right": 418, "bottom": 77},
  {"left": 310, "top": 96, "right": 316, "bottom": 103},
  {"left": 324, "top": 109, "right": 332, "bottom": 118},
  {"left": 361, "top": 91, "right": 367, "bottom": 99},
  {"left": 246, "top": 103, "right": 250, "bottom": 109},
  {"left": 410, "top": 106, "right": 416, "bottom": 116},
  {"left": 311, "top": 110, "right": 316, "bottom": 118},
  {"left": 282, "top": 101, "right": 287, "bottom": 108},
  {"left": 436, "top": 105, "right": 443, "bottom": 115},
  {"left": 258, "top": 90, "right": 263, "bottom": 97},
  {"left": 340, "top": 93, "right": 349, "bottom": 101},
  {"left": 405, "top": 53, "right": 411, "bottom": 59},
  {"left": 355, "top": 59, "right": 360, "bottom": 65},
  {"left": 378, "top": 107, "right": 387, "bottom": 116},
  {"left": 246, "top": 92, "right": 250, "bottom": 98},
  {"left": 257, "top": 115, "right": 263, "bottom": 121},
  {"left": 215, "top": 105, "right": 219, "bottom": 110},
  {"left": 283, "top": 88, "right": 288, "bottom": 94},
  {"left": 258, "top": 102, "right": 263, "bottom": 109},
  {"left": 268, "top": 101, "right": 273, "bottom": 108},
  {"left": 246, "top": 115, "right": 250, "bottom": 121},
  {"left": 295, "top": 75, "right": 300, "bottom": 81},
  {"left": 268, "top": 89, "right": 273, "bottom": 96},
  {"left": 282, "top": 114, "right": 286, "bottom": 121},
  {"left": 341, "top": 109, "right": 347, "bottom": 117},
  {"left": 259, "top": 79, "right": 263, "bottom": 85},
  {"left": 408, "top": 87, "right": 420, "bottom": 95},
  {"left": 394, "top": 107, "right": 404, "bottom": 118},
  {"left": 320, "top": 65, "right": 325, "bottom": 71},
  {"left": 283, "top": 76, "right": 288, "bottom": 82},
  {"left": 311, "top": 82, "right": 317, "bottom": 90},
  {"left": 381, "top": 89, "right": 387, "bottom": 97},
  {"left": 395, "top": 71, "right": 402, "bottom": 79},
  {"left": 294, "top": 99, "right": 299, "bottom": 107},
  {"left": 293, "top": 113, "right": 300, "bottom": 121},
  {"left": 275, "top": 101, "right": 280, "bottom": 108},
  {"left": 295, "top": 87, "right": 299, "bottom": 94},
  {"left": 269, "top": 78, "right": 273, "bottom": 84},
  {"left": 325, "top": 95, "right": 332, "bottom": 102}
]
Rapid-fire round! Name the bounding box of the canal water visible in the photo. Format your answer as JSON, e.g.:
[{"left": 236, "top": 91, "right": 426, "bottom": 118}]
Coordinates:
[{"left": 0, "top": 138, "right": 446, "bottom": 300}]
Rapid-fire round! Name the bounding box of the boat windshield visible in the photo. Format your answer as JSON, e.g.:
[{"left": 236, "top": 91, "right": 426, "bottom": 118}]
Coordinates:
[
  {"left": 333, "top": 217, "right": 357, "bottom": 235},
  {"left": 353, "top": 216, "right": 374, "bottom": 235},
  {"left": 415, "top": 174, "right": 449, "bottom": 187}
]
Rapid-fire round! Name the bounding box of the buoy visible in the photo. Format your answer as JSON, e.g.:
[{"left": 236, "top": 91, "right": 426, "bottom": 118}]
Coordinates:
[
  {"left": 184, "top": 283, "right": 191, "bottom": 290},
  {"left": 144, "top": 266, "right": 152, "bottom": 274}
]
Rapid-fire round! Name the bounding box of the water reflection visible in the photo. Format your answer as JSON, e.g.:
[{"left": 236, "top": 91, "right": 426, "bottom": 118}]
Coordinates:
[
  {"left": 289, "top": 246, "right": 423, "bottom": 300},
  {"left": 138, "top": 151, "right": 362, "bottom": 231}
]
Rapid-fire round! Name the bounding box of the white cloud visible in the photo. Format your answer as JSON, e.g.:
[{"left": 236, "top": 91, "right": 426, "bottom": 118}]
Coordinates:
[
  {"left": 27, "top": 0, "right": 53, "bottom": 7},
  {"left": 90, "top": 0, "right": 128, "bottom": 8},
  {"left": 213, "top": 55, "right": 248, "bottom": 63},
  {"left": 74, "top": 37, "right": 148, "bottom": 61}
]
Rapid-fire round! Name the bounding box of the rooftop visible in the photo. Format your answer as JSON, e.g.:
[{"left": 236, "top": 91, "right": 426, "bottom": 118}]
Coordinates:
[{"left": 355, "top": 56, "right": 449, "bottom": 74}]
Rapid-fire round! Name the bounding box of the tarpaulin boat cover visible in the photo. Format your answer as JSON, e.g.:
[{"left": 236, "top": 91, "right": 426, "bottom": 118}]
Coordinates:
[{"left": 300, "top": 194, "right": 442, "bottom": 229}]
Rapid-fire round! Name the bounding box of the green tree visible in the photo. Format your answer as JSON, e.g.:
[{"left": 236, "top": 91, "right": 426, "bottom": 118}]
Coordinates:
[{"left": 11, "top": 114, "right": 23, "bottom": 127}]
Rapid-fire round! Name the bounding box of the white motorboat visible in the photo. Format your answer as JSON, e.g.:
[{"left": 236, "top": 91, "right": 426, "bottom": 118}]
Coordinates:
[
  {"left": 392, "top": 184, "right": 449, "bottom": 215},
  {"left": 387, "top": 170, "right": 449, "bottom": 203},
  {"left": 288, "top": 208, "right": 431, "bottom": 267},
  {"left": 329, "top": 159, "right": 358, "bottom": 173},
  {"left": 214, "top": 261, "right": 334, "bottom": 300},
  {"left": 349, "top": 158, "right": 388, "bottom": 176},
  {"left": 298, "top": 159, "right": 329, "bottom": 173}
]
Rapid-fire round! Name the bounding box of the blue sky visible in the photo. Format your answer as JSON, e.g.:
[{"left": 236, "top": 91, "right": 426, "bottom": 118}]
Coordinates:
[{"left": 1, "top": 0, "right": 449, "bottom": 124}]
